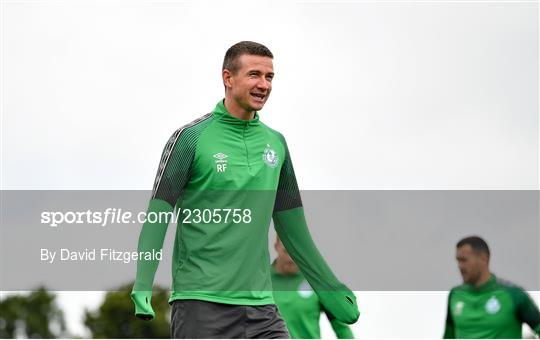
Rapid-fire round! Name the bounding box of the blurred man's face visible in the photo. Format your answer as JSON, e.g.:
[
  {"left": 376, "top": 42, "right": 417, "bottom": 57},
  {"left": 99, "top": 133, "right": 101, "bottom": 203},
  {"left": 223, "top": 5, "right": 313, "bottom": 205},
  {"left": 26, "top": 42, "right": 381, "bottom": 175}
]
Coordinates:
[
  {"left": 456, "top": 245, "right": 488, "bottom": 284},
  {"left": 224, "top": 54, "right": 274, "bottom": 113},
  {"left": 275, "top": 238, "right": 298, "bottom": 274}
]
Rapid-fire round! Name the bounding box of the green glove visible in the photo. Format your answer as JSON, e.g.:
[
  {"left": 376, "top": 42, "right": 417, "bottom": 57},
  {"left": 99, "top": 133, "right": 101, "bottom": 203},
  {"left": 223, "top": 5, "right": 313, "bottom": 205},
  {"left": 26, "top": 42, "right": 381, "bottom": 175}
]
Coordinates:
[
  {"left": 329, "top": 313, "right": 355, "bottom": 339},
  {"left": 130, "top": 290, "right": 155, "bottom": 321},
  {"left": 318, "top": 284, "right": 360, "bottom": 324}
]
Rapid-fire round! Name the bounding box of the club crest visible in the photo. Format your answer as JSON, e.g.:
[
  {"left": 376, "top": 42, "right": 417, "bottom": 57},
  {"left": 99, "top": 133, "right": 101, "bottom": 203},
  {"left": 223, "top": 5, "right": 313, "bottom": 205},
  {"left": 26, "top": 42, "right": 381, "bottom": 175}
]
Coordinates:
[{"left": 262, "top": 144, "right": 279, "bottom": 168}]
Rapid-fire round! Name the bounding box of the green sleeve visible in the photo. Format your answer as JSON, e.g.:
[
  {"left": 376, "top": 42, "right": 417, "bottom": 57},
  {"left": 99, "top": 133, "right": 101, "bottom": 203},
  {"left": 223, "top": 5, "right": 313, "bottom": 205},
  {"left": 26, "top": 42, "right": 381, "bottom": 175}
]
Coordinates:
[
  {"left": 130, "top": 199, "right": 173, "bottom": 320},
  {"left": 273, "top": 136, "right": 360, "bottom": 325},
  {"left": 443, "top": 291, "right": 455, "bottom": 339},
  {"left": 329, "top": 317, "right": 355, "bottom": 338},
  {"left": 512, "top": 288, "right": 540, "bottom": 335},
  {"left": 131, "top": 127, "right": 198, "bottom": 320}
]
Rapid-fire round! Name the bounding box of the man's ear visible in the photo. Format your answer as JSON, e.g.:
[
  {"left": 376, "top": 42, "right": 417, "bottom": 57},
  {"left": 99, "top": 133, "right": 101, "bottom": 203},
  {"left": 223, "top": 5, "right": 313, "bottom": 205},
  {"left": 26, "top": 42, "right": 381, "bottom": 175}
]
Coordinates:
[
  {"left": 223, "top": 69, "right": 233, "bottom": 89},
  {"left": 480, "top": 252, "right": 490, "bottom": 266}
]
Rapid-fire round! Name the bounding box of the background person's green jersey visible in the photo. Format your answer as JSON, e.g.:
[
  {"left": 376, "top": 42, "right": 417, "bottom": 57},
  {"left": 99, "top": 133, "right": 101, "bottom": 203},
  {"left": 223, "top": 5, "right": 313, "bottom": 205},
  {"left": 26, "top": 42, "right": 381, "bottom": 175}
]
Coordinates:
[
  {"left": 271, "top": 265, "right": 354, "bottom": 339},
  {"left": 444, "top": 274, "right": 540, "bottom": 339},
  {"left": 131, "top": 100, "right": 359, "bottom": 324}
]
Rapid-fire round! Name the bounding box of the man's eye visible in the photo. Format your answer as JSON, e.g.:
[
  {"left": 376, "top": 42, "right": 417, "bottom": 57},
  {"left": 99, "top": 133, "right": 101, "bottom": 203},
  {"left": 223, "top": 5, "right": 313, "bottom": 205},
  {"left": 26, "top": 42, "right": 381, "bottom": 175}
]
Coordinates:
[{"left": 266, "top": 77, "right": 273, "bottom": 82}]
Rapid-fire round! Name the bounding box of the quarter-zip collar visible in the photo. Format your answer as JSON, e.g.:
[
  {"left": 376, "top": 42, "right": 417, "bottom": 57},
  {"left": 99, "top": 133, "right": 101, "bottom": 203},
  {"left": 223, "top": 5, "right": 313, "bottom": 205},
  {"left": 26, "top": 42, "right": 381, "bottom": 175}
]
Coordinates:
[
  {"left": 212, "top": 99, "right": 261, "bottom": 127},
  {"left": 465, "top": 273, "right": 497, "bottom": 292}
]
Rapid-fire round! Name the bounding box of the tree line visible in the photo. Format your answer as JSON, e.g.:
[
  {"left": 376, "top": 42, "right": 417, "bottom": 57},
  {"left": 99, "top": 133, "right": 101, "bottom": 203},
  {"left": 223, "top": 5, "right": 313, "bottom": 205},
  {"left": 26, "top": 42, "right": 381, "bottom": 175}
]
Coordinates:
[{"left": 0, "top": 284, "right": 170, "bottom": 339}]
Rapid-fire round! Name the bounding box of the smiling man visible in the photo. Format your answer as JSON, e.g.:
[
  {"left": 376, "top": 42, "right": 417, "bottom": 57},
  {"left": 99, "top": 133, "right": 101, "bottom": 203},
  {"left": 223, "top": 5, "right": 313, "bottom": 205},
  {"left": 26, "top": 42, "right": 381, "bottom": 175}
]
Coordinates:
[
  {"left": 130, "top": 41, "right": 359, "bottom": 338},
  {"left": 444, "top": 236, "right": 540, "bottom": 338}
]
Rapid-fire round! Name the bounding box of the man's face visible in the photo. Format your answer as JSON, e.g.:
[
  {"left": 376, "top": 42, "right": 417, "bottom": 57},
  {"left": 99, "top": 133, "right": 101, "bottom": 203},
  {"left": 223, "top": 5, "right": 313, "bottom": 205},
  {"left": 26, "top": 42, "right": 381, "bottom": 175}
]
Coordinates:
[
  {"left": 456, "top": 245, "right": 487, "bottom": 284},
  {"left": 275, "top": 238, "right": 292, "bottom": 262},
  {"left": 275, "top": 238, "right": 298, "bottom": 271},
  {"left": 223, "top": 54, "right": 274, "bottom": 113}
]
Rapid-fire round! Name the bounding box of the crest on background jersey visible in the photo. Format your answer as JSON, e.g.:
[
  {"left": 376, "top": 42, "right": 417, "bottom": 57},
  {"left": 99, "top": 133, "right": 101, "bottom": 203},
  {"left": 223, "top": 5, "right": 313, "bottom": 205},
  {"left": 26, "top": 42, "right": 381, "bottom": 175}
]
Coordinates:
[
  {"left": 455, "top": 301, "right": 465, "bottom": 315},
  {"left": 485, "top": 296, "right": 501, "bottom": 314},
  {"left": 297, "top": 280, "right": 314, "bottom": 298}
]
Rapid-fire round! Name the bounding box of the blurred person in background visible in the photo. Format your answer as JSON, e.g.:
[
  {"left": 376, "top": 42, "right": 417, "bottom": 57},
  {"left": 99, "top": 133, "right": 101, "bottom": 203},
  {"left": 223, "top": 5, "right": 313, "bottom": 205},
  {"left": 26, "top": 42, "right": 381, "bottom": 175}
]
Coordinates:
[
  {"left": 444, "top": 236, "right": 540, "bottom": 338},
  {"left": 272, "top": 237, "right": 355, "bottom": 339}
]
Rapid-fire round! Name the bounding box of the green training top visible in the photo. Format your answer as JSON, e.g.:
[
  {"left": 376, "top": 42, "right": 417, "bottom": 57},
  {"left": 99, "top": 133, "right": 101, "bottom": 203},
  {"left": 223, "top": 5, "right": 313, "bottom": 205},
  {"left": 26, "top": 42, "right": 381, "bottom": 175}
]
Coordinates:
[
  {"left": 444, "top": 274, "right": 540, "bottom": 339},
  {"left": 271, "top": 265, "right": 354, "bottom": 339},
  {"left": 131, "top": 100, "right": 359, "bottom": 324}
]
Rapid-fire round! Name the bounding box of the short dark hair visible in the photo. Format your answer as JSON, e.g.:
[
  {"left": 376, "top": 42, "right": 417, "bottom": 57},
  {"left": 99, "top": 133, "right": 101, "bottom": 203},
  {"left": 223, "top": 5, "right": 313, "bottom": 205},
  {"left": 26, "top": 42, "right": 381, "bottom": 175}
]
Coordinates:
[
  {"left": 457, "top": 236, "right": 490, "bottom": 257},
  {"left": 222, "top": 41, "right": 273, "bottom": 74}
]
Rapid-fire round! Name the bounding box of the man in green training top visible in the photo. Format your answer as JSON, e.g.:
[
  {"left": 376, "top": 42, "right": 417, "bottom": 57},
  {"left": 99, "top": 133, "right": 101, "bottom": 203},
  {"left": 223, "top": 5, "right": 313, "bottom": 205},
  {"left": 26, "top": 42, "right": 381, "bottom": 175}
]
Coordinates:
[
  {"left": 444, "top": 236, "right": 540, "bottom": 339},
  {"left": 130, "top": 41, "right": 359, "bottom": 338},
  {"left": 272, "top": 237, "right": 355, "bottom": 339}
]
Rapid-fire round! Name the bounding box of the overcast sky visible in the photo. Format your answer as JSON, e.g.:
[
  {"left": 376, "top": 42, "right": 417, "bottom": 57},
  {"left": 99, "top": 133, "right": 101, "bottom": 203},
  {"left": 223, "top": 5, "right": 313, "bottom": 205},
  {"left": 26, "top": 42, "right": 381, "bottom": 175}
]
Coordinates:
[
  {"left": 1, "top": 0, "right": 538, "bottom": 338},
  {"left": 2, "top": 0, "right": 538, "bottom": 190}
]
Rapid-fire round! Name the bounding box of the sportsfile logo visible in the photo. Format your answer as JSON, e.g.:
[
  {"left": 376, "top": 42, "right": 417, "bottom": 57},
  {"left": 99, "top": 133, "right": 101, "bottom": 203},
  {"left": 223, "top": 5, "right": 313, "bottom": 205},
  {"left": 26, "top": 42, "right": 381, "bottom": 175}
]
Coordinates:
[{"left": 213, "top": 152, "right": 228, "bottom": 172}]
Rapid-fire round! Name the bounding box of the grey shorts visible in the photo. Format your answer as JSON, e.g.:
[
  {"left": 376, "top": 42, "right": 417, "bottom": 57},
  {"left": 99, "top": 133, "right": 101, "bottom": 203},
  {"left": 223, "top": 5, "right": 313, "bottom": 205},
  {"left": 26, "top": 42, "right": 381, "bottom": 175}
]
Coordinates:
[{"left": 170, "top": 299, "right": 290, "bottom": 339}]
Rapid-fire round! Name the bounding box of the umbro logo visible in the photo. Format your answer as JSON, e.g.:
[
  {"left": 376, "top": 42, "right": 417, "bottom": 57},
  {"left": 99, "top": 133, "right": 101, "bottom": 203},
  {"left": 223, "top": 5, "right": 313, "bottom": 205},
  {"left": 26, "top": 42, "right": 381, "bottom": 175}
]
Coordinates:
[
  {"left": 213, "top": 153, "right": 228, "bottom": 173},
  {"left": 213, "top": 153, "right": 228, "bottom": 160}
]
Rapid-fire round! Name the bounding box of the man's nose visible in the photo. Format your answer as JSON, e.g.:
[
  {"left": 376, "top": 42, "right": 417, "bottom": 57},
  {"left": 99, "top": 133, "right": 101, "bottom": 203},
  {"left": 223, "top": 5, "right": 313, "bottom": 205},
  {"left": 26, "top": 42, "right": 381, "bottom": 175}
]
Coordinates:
[{"left": 256, "top": 78, "right": 270, "bottom": 90}]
